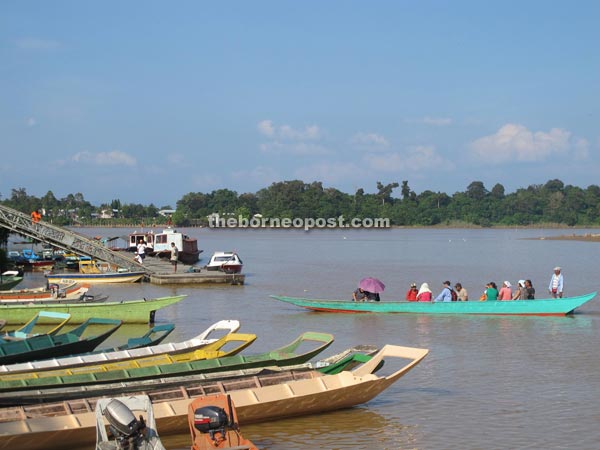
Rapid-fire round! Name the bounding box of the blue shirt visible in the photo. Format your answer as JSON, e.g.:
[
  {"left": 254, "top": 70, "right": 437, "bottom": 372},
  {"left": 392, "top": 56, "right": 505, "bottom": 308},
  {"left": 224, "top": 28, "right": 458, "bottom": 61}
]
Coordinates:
[
  {"left": 434, "top": 286, "right": 452, "bottom": 302},
  {"left": 549, "top": 273, "right": 563, "bottom": 292}
]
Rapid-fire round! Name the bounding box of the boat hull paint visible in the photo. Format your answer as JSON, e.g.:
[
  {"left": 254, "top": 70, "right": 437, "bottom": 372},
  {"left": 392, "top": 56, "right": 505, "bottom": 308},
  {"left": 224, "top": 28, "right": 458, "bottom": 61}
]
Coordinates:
[
  {"left": 46, "top": 272, "right": 145, "bottom": 284},
  {"left": 0, "top": 295, "right": 186, "bottom": 325},
  {"left": 270, "top": 292, "right": 597, "bottom": 316}
]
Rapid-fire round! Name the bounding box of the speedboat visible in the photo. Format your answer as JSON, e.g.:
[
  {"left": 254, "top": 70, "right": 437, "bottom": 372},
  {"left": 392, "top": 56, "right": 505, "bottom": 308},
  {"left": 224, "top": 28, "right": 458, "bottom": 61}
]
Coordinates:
[{"left": 206, "top": 252, "right": 243, "bottom": 274}]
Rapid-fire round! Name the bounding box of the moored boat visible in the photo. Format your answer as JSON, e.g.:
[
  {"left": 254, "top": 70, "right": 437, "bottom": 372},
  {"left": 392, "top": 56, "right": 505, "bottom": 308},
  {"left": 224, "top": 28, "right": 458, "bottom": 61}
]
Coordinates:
[
  {"left": 0, "top": 319, "right": 237, "bottom": 374},
  {"left": 0, "top": 273, "right": 22, "bottom": 291},
  {"left": 0, "top": 331, "right": 334, "bottom": 396},
  {"left": 270, "top": 292, "right": 598, "bottom": 316},
  {"left": 1, "top": 311, "right": 71, "bottom": 340},
  {"left": 0, "top": 281, "right": 90, "bottom": 302},
  {"left": 95, "top": 395, "right": 166, "bottom": 450},
  {"left": 189, "top": 393, "right": 257, "bottom": 450},
  {"left": 0, "top": 344, "right": 429, "bottom": 450},
  {"left": 150, "top": 227, "right": 201, "bottom": 264},
  {"left": 46, "top": 259, "right": 145, "bottom": 284},
  {"left": 0, "top": 294, "right": 186, "bottom": 325},
  {"left": 0, "top": 317, "right": 122, "bottom": 365},
  {"left": 206, "top": 252, "right": 243, "bottom": 274}
]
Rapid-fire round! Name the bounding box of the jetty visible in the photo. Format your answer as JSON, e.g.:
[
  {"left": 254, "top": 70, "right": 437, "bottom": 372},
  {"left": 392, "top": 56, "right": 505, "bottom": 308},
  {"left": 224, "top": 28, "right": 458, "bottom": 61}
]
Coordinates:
[{"left": 0, "top": 204, "right": 244, "bottom": 285}]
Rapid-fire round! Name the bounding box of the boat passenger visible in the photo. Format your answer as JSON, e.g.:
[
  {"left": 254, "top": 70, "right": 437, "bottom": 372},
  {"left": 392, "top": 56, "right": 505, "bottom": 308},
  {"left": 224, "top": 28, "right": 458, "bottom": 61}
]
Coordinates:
[
  {"left": 512, "top": 280, "right": 526, "bottom": 300},
  {"left": 485, "top": 282, "right": 499, "bottom": 301},
  {"left": 498, "top": 281, "right": 512, "bottom": 301},
  {"left": 365, "top": 291, "right": 380, "bottom": 301},
  {"left": 433, "top": 281, "right": 453, "bottom": 302},
  {"left": 524, "top": 279, "right": 535, "bottom": 299},
  {"left": 353, "top": 288, "right": 367, "bottom": 302},
  {"left": 417, "top": 283, "right": 432, "bottom": 302},
  {"left": 455, "top": 283, "right": 468, "bottom": 301},
  {"left": 548, "top": 266, "right": 564, "bottom": 298},
  {"left": 405, "top": 283, "right": 418, "bottom": 301}
]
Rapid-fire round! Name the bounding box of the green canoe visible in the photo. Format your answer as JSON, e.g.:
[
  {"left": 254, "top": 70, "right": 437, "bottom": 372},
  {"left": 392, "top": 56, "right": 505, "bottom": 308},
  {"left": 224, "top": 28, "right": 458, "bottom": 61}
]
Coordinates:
[
  {"left": 0, "top": 295, "right": 186, "bottom": 325},
  {"left": 270, "top": 292, "right": 597, "bottom": 316}
]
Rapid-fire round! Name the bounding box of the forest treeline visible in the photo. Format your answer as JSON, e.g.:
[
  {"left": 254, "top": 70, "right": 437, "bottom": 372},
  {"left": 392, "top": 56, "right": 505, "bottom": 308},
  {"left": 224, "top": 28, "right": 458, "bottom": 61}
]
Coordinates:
[{"left": 2, "top": 179, "right": 600, "bottom": 230}]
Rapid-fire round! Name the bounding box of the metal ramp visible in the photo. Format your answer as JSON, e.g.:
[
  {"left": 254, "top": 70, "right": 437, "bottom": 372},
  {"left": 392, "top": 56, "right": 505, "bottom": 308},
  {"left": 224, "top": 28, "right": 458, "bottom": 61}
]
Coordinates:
[{"left": 0, "top": 204, "right": 151, "bottom": 274}]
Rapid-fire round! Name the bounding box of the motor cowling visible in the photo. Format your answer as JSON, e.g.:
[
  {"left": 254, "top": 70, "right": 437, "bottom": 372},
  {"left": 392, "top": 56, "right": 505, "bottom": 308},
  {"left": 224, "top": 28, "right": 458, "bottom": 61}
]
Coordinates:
[{"left": 193, "top": 406, "right": 228, "bottom": 433}]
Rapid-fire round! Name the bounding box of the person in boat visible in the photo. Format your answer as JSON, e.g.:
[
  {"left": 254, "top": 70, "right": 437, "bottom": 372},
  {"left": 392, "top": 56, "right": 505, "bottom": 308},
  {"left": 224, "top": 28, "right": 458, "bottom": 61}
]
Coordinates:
[
  {"left": 405, "top": 283, "right": 418, "bottom": 301},
  {"left": 498, "top": 281, "right": 513, "bottom": 301},
  {"left": 433, "top": 281, "right": 453, "bottom": 302},
  {"left": 454, "top": 282, "right": 468, "bottom": 301},
  {"left": 512, "top": 280, "right": 526, "bottom": 300},
  {"left": 365, "top": 291, "right": 380, "bottom": 301},
  {"left": 482, "top": 282, "right": 499, "bottom": 301},
  {"left": 352, "top": 287, "right": 367, "bottom": 302},
  {"left": 170, "top": 242, "right": 179, "bottom": 272},
  {"left": 548, "top": 266, "right": 564, "bottom": 298},
  {"left": 524, "top": 279, "right": 535, "bottom": 299},
  {"left": 417, "top": 282, "right": 432, "bottom": 302}
]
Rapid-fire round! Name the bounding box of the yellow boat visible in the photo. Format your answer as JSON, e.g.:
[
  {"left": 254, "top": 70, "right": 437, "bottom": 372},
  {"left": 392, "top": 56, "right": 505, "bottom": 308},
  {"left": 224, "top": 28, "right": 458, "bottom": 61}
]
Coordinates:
[{"left": 0, "top": 332, "right": 256, "bottom": 382}]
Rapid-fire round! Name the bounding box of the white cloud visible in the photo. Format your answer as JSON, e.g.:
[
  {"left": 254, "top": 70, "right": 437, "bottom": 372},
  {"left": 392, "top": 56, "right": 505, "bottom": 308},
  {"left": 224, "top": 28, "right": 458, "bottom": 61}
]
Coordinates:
[
  {"left": 26, "top": 117, "right": 37, "bottom": 127},
  {"left": 231, "top": 166, "right": 280, "bottom": 185},
  {"left": 71, "top": 150, "right": 137, "bottom": 166},
  {"left": 257, "top": 120, "right": 321, "bottom": 140},
  {"left": 364, "top": 146, "right": 450, "bottom": 172},
  {"left": 351, "top": 132, "right": 390, "bottom": 148},
  {"left": 16, "top": 38, "right": 60, "bottom": 50},
  {"left": 257, "top": 120, "right": 275, "bottom": 137},
  {"left": 469, "top": 124, "right": 583, "bottom": 163}
]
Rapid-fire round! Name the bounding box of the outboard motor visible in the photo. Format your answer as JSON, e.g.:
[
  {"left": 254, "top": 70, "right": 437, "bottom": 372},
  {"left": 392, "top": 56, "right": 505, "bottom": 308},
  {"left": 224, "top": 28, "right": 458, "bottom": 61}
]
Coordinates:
[
  {"left": 193, "top": 405, "right": 229, "bottom": 440},
  {"left": 104, "top": 399, "right": 147, "bottom": 450}
]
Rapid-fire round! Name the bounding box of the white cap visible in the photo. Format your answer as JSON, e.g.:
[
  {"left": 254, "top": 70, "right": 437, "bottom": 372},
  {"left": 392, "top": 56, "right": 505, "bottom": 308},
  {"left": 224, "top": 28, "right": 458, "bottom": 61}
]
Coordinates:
[
  {"left": 554, "top": 266, "right": 561, "bottom": 271},
  {"left": 518, "top": 280, "right": 525, "bottom": 287},
  {"left": 504, "top": 281, "right": 511, "bottom": 288}
]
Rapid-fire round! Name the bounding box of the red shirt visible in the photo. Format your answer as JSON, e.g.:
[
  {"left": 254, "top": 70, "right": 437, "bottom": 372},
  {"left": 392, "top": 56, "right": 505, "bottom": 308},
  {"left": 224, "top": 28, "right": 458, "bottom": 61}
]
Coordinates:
[{"left": 406, "top": 288, "right": 418, "bottom": 301}]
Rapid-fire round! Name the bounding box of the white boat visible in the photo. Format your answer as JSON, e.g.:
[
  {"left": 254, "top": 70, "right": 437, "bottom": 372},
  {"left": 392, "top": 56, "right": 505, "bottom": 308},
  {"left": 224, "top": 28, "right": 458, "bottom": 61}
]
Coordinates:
[
  {"left": 206, "top": 252, "right": 243, "bottom": 274},
  {"left": 150, "top": 228, "right": 201, "bottom": 265},
  {"left": 95, "top": 395, "right": 165, "bottom": 450}
]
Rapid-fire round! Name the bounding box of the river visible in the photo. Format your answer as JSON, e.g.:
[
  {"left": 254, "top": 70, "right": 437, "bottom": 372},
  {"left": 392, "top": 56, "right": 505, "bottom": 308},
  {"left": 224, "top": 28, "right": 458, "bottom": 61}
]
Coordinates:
[{"left": 14, "top": 227, "right": 600, "bottom": 449}]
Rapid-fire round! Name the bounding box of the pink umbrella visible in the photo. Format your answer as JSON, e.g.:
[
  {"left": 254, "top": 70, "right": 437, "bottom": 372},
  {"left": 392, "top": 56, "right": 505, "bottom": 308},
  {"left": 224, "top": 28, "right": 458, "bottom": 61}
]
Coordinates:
[{"left": 359, "top": 277, "right": 385, "bottom": 293}]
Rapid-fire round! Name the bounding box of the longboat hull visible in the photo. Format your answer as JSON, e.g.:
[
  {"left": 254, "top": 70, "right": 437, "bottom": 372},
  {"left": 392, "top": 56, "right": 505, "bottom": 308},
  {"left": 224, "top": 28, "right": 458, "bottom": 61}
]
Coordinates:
[
  {"left": 0, "top": 295, "right": 186, "bottom": 325},
  {"left": 270, "top": 292, "right": 597, "bottom": 316},
  {"left": 0, "top": 344, "right": 428, "bottom": 450},
  {"left": 46, "top": 271, "right": 145, "bottom": 284}
]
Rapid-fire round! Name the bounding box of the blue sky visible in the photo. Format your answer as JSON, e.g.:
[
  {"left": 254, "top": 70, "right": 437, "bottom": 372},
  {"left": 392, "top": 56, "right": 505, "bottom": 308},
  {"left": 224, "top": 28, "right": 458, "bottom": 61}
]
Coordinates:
[{"left": 1, "top": 1, "right": 599, "bottom": 207}]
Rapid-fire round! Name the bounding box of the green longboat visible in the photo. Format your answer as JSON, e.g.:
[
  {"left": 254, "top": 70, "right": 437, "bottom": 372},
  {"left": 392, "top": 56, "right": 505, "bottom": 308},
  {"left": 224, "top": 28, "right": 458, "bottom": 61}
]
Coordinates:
[
  {"left": 0, "top": 276, "right": 23, "bottom": 291},
  {"left": 0, "top": 318, "right": 122, "bottom": 365},
  {"left": 270, "top": 292, "right": 597, "bottom": 316},
  {"left": 0, "top": 295, "right": 186, "bottom": 325},
  {"left": 0, "top": 331, "right": 334, "bottom": 395}
]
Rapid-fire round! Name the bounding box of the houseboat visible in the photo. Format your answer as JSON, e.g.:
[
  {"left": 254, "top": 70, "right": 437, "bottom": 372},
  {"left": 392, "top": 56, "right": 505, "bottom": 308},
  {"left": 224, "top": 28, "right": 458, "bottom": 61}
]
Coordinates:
[{"left": 151, "top": 228, "right": 201, "bottom": 265}]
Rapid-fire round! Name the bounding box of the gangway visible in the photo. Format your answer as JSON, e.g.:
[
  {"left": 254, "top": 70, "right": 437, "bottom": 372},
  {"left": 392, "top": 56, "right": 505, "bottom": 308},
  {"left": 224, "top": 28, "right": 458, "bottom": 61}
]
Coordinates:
[{"left": 0, "top": 204, "right": 151, "bottom": 274}]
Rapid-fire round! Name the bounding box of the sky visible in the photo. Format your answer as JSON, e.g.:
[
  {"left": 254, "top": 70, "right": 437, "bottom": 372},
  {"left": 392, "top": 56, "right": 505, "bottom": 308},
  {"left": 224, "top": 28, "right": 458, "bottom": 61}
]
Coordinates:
[{"left": 1, "top": 1, "right": 599, "bottom": 207}]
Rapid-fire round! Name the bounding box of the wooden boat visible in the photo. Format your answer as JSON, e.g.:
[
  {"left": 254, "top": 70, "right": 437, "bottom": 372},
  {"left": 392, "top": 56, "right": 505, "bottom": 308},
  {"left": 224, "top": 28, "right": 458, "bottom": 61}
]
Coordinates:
[
  {"left": 0, "top": 344, "right": 429, "bottom": 450},
  {"left": 0, "top": 294, "right": 186, "bottom": 325},
  {"left": 1, "top": 311, "right": 71, "bottom": 340},
  {"left": 0, "top": 331, "right": 333, "bottom": 395},
  {"left": 270, "top": 292, "right": 598, "bottom": 316},
  {"left": 95, "top": 395, "right": 165, "bottom": 450},
  {"left": 0, "top": 331, "right": 257, "bottom": 387},
  {"left": 0, "top": 317, "right": 122, "bottom": 365},
  {"left": 0, "top": 345, "right": 378, "bottom": 406},
  {"left": 46, "top": 260, "right": 145, "bottom": 284},
  {"left": 150, "top": 227, "right": 201, "bottom": 264},
  {"left": 0, "top": 281, "right": 90, "bottom": 302},
  {"left": 0, "top": 319, "right": 238, "bottom": 374},
  {"left": 189, "top": 394, "right": 257, "bottom": 450}
]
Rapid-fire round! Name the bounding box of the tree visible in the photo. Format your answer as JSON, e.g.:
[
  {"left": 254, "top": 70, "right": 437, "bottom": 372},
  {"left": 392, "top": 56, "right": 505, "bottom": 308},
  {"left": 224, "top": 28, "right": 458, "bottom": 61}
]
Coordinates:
[{"left": 376, "top": 181, "right": 399, "bottom": 205}]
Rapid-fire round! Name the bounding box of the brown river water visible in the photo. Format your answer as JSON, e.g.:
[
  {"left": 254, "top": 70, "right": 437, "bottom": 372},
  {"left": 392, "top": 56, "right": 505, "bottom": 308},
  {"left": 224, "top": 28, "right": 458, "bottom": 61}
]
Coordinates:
[{"left": 12, "top": 227, "right": 600, "bottom": 449}]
